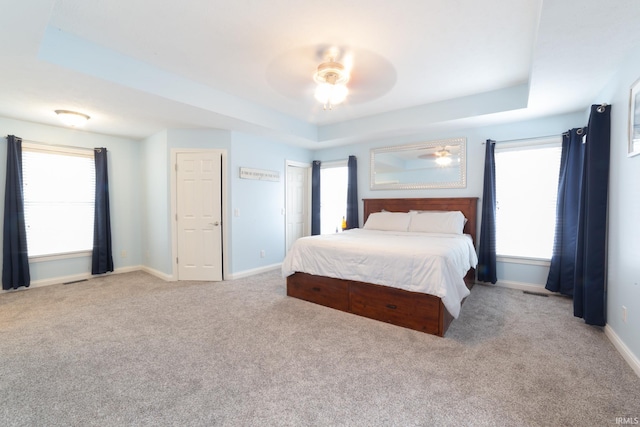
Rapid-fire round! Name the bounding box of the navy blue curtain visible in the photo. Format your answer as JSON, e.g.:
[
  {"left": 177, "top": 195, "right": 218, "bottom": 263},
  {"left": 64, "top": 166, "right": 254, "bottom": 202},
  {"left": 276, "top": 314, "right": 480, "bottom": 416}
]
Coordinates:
[
  {"left": 2, "top": 135, "right": 30, "bottom": 290},
  {"left": 477, "top": 139, "right": 497, "bottom": 284},
  {"left": 546, "top": 104, "right": 610, "bottom": 326},
  {"left": 545, "top": 128, "right": 586, "bottom": 295},
  {"left": 311, "top": 160, "right": 321, "bottom": 235},
  {"left": 92, "top": 148, "right": 114, "bottom": 275},
  {"left": 576, "top": 105, "right": 610, "bottom": 325},
  {"left": 345, "top": 155, "right": 358, "bottom": 229}
]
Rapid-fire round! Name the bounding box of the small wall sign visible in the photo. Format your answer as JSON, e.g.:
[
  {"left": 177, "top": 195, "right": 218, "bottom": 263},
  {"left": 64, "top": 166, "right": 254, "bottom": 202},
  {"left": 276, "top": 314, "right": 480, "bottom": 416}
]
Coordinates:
[{"left": 239, "top": 167, "right": 280, "bottom": 182}]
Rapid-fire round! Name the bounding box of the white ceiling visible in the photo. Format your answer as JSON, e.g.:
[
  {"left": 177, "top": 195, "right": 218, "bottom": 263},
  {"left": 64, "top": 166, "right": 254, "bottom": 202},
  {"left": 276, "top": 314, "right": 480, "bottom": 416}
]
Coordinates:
[{"left": 1, "top": 0, "right": 639, "bottom": 148}]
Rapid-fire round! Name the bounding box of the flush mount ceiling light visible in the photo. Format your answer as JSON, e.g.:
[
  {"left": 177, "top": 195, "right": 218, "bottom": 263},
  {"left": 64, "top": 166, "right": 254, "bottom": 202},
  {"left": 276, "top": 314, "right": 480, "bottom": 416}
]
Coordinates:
[
  {"left": 313, "top": 50, "right": 350, "bottom": 110},
  {"left": 54, "top": 110, "right": 90, "bottom": 127}
]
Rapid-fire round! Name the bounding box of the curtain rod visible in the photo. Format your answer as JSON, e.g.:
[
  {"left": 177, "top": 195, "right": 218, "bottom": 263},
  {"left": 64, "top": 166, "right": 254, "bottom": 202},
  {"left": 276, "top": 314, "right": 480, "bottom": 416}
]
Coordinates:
[
  {"left": 483, "top": 128, "right": 589, "bottom": 145},
  {"left": 8, "top": 136, "right": 96, "bottom": 152},
  {"left": 481, "top": 103, "right": 607, "bottom": 144},
  {"left": 317, "top": 158, "right": 348, "bottom": 167},
  {"left": 481, "top": 133, "right": 567, "bottom": 144}
]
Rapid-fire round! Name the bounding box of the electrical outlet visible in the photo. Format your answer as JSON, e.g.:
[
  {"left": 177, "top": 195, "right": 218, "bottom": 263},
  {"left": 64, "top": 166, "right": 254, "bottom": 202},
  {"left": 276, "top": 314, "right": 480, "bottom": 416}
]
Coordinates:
[
  {"left": 622, "top": 306, "right": 627, "bottom": 323},
  {"left": 260, "top": 250, "right": 265, "bottom": 258},
  {"left": 121, "top": 250, "right": 127, "bottom": 258}
]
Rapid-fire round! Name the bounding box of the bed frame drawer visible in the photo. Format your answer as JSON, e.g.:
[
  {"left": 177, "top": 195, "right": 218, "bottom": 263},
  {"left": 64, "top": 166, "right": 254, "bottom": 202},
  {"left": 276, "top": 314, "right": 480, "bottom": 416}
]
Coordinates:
[
  {"left": 350, "top": 281, "right": 442, "bottom": 335},
  {"left": 286, "top": 272, "right": 455, "bottom": 336},
  {"left": 286, "top": 273, "right": 350, "bottom": 312}
]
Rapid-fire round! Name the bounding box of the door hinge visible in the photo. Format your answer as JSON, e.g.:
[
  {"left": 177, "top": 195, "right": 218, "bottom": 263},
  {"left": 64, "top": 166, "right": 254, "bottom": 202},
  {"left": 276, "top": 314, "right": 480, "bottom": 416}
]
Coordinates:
[
  {"left": 175, "top": 163, "right": 178, "bottom": 171},
  {"left": 176, "top": 257, "right": 178, "bottom": 264}
]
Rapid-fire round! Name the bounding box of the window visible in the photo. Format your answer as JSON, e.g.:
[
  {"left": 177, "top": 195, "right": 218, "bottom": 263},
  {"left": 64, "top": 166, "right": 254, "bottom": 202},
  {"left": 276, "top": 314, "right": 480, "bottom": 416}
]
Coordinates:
[
  {"left": 22, "top": 143, "right": 95, "bottom": 258},
  {"left": 320, "top": 161, "right": 348, "bottom": 234},
  {"left": 495, "top": 137, "right": 562, "bottom": 260}
]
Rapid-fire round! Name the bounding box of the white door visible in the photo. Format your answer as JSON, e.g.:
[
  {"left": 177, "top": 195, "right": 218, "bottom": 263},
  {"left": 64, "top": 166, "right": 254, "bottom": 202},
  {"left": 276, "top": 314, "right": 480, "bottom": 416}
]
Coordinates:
[
  {"left": 176, "top": 152, "right": 223, "bottom": 281},
  {"left": 286, "top": 163, "right": 310, "bottom": 252}
]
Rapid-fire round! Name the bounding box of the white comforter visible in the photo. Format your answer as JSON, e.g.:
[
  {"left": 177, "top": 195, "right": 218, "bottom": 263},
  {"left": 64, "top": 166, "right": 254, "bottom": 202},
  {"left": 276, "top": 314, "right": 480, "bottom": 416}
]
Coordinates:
[{"left": 281, "top": 229, "right": 478, "bottom": 318}]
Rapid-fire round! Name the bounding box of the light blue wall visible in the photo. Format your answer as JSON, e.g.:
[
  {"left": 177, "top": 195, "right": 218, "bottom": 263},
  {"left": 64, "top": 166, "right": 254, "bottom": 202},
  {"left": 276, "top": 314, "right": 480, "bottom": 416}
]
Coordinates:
[
  {"left": 0, "top": 117, "right": 142, "bottom": 283},
  {"left": 140, "top": 130, "right": 170, "bottom": 275},
  {"left": 595, "top": 43, "right": 640, "bottom": 362},
  {"left": 312, "top": 111, "right": 586, "bottom": 289},
  {"left": 141, "top": 128, "right": 233, "bottom": 277},
  {"left": 139, "top": 128, "right": 313, "bottom": 278},
  {"left": 167, "top": 129, "right": 232, "bottom": 151},
  {"left": 229, "top": 132, "right": 311, "bottom": 274}
]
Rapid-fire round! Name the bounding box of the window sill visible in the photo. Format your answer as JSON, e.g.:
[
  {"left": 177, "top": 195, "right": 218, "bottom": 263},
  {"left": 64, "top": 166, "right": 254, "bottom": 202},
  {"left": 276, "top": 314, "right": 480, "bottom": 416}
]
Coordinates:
[
  {"left": 496, "top": 255, "right": 551, "bottom": 267},
  {"left": 29, "top": 250, "right": 92, "bottom": 263}
]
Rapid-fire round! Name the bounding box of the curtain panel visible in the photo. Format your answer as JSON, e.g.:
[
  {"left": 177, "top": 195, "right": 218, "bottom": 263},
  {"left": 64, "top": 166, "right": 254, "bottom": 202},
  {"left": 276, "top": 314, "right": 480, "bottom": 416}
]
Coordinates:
[
  {"left": 546, "top": 104, "right": 610, "bottom": 326},
  {"left": 92, "top": 147, "right": 114, "bottom": 275},
  {"left": 574, "top": 105, "right": 610, "bottom": 326},
  {"left": 2, "top": 135, "right": 30, "bottom": 290},
  {"left": 346, "top": 155, "right": 359, "bottom": 229},
  {"left": 545, "top": 128, "right": 586, "bottom": 295},
  {"left": 477, "top": 139, "right": 497, "bottom": 284},
  {"left": 311, "top": 160, "right": 321, "bottom": 235}
]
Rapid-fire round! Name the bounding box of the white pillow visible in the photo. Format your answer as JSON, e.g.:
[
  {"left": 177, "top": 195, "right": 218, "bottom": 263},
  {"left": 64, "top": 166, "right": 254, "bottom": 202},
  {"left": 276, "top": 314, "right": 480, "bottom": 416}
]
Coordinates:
[
  {"left": 363, "top": 212, "right": 412, "bottom": 232},
  {"left": 407, "top": 211, "right": 466, "bottom": 234},
  {"left": 409, "top": 209, "right": 468, "bottom": 225}
]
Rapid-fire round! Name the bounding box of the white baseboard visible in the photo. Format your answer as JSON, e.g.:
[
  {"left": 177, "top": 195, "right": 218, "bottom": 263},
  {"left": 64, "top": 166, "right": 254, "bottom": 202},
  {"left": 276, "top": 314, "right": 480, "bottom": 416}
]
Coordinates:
[
  {"left": 115, "top": 265, "right": 143, "bottom": 275},
  {"left": 140, "top": 265, "right": 174, "bottom": 281},
  {"left": 226, "top": 263, "right": 281, "bottom": 280},
  {"left": 141, "top": 263, "right": 281, "bottom": 281},
  {"left": 605, "top": 325, "right": 640, "bottom": 378},
  {"left": 139, "top": 263, "right": 280, "bottom": 281},
  {"left": 480, "top": 279, "right": 555, "bottom": 295},
  {"left": 29, "top": 272, "right": 93, "bottom": 289},
  {"left": 6, "top": 262, "right": 279, "bottom": 289},
  {"left": 1, "top": 265, "right": 145, "bottom": 293}
]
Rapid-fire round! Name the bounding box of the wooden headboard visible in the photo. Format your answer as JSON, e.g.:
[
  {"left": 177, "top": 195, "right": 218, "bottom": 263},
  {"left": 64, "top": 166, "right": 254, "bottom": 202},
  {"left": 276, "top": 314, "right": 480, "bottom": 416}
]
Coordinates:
[{"left": 362, "top": 197, "right": 479, "bottom": 245}]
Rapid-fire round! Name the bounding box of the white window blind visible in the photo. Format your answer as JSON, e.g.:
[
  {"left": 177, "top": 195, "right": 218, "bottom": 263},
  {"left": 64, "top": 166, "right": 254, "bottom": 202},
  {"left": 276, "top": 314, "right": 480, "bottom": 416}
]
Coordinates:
[
  {"left": 495, "top": 137, "right": 562, "bottom": 260},
  {"left": 22, "top": 144, "right": 95, "bottom": 257}
]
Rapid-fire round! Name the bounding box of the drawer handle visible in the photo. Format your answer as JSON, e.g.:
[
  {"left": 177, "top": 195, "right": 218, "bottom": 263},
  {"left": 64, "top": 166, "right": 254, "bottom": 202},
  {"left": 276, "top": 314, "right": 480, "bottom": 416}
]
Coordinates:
[
  {"left": 386, "top": 304, "right": 398, "bottom": 310},
  {"left": 312, "top": 287, "right": 321, "bottom": 292}
]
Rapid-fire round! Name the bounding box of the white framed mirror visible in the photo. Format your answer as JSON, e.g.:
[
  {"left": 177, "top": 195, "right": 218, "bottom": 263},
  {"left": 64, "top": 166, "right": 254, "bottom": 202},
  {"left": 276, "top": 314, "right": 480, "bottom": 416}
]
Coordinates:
[{"left": 370, "top": 137, "right": 466, "bottom": 190}]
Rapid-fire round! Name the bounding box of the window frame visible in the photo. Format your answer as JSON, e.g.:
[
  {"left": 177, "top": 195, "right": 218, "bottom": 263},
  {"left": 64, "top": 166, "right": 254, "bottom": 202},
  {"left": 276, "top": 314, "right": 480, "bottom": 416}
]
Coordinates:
[
  {"left": 319, "top": 159, "right": 348, "bottom": 235},
  {"left": 494, "top": 136, "right": 562, "bottom": 262},
  {"left": 21, "top": 142, "right": 95, "bottom": 262}
]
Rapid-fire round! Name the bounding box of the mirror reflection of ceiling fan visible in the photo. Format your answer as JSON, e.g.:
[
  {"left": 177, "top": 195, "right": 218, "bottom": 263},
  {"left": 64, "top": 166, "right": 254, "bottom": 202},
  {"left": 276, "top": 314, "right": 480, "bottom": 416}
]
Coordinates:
[{"left": 418, "top": 146, "right": 453, "bottom": 166}]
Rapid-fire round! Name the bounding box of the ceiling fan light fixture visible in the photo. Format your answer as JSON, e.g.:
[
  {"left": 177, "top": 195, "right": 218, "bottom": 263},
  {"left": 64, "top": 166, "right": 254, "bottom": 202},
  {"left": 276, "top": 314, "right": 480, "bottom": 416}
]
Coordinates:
[
  {"left": 435, "top": 155, "right": 453, "bottom": 166},
  {"left": 314, "top": 82, "right": 348, "bottom": 107},
  {"left": 434, "top": 147, "right": 452, "bottom": 166},
  {"left": 313, "top": 56, "right": 350, "bottom": 110},
  {"left": 54, "top": 109, "right": 90, "bottom": 127}
]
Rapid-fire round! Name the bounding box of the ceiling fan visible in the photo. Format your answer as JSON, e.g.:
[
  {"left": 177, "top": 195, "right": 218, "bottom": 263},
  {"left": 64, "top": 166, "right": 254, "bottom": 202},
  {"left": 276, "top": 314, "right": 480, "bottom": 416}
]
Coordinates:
[
  {"left": 417, "top": 147, "right": 453, "bottom": 166},
  {"left": 313, "top": 47, "right": 352, "bottom": 109}
]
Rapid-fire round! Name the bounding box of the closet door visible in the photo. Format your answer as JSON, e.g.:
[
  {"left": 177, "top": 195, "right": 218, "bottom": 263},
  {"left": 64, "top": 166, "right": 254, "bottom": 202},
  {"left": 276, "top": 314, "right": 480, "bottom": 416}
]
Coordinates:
[
  {"left": 286, "top": 162, "right": 311, "bottom": 252},
  {"left": 176, "top": 151, "right": 223, "bottom": 281}
]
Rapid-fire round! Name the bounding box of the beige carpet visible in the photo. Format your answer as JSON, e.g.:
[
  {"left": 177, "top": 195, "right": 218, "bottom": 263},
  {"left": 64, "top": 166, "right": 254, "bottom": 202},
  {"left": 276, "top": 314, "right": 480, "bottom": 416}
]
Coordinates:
[{"left": 0, "top": 270, "right": 638, "bottom": 426}]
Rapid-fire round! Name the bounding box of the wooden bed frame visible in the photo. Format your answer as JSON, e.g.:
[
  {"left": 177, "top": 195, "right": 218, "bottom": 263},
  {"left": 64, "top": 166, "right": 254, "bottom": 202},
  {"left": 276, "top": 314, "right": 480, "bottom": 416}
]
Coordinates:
[{"left": 286, "top": 197, "right": 478, "bottom": 337}]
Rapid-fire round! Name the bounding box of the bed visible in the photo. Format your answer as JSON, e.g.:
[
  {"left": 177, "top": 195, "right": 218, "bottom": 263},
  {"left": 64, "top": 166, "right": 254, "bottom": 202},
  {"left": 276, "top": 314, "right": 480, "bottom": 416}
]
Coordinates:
[{"left": 283, "top": 197, "right": 478, "bottom": 337}]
